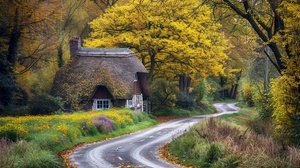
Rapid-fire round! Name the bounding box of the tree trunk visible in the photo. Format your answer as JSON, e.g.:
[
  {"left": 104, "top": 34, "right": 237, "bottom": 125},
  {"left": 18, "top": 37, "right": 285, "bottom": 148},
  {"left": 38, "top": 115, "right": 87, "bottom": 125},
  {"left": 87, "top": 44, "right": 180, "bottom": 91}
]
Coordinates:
[
  {"left": 232, "top": 84, "right": 238, "bottom": 99},
  {"left": 57, "top": 45, "right": 65, "bottom": 68},
  {"left": 147, "top": 52, "right": 155, "bottom": 84},
  {"left": 7, "top": 8, "right": 21, "bottom": 66},
  {"left": 179, "top": 74, "right": 191, "bottom": 94}
]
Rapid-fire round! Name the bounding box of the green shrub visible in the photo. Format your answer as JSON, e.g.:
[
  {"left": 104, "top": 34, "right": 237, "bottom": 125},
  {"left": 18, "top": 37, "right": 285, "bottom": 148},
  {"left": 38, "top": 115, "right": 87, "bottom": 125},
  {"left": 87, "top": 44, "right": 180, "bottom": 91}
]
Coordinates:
[
  {"left": 170, "top": 132, "right": 198, "bottom": 159},
  {"left": 205, "top": 77, "right": 222, "bottom": 101},
  {"left": 252, "top": 91, "right": 273, "bottom": 120},
  {"left": 241, "top": 82, "right": 254, "bottom": 107},
  {"left": 132, "top": 111, "right": 149, "bottom": 123},
  {"left": 192, "top": 78, "right": 208, "bottom": 105},
  {"left": 149, "top": 78, "right": 179, "bottom": 114},
  {"left": 81, "top": 121, "right": 98, "bottom": 136},
  {"left": 1, "top": 105, "right": 29, "bottom": 116},
  {"left": 170, "top": 131, "right": 228, "bottom": 167},
  {"left": 170, "top": 108, "right": 191, "bottom": 116},
  {"left": 175, "top": 93, "right": 195, "bottom": 110},
  {"left": 204, "top": 143, "right": 223, "bottom": 165},
  {"left": 28, "top": 94, "right": 62, "bottom": 115},
  {"left": 213, "top": 154, "right": 240, "bottom": 168}
]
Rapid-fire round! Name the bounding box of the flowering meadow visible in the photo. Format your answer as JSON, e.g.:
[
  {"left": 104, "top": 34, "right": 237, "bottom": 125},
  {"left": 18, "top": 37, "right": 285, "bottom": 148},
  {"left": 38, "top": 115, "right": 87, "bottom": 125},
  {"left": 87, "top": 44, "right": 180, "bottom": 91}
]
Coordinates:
[{"left": 0, "top": 109, "right": 156, "bottom": 167}]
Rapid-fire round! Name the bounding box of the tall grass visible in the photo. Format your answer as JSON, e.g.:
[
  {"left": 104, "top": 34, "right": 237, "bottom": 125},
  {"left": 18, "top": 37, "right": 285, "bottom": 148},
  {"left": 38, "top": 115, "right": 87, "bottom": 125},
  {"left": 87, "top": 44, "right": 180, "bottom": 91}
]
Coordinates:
[
  {"left": 0, "top": 138, "right": 14, "bottom": 167},
  {"left": 169, "top": 118, "right": 300, "bottom": 167},
  {"left": 0, "top": 138, "right": 61, "bottom": 168}
]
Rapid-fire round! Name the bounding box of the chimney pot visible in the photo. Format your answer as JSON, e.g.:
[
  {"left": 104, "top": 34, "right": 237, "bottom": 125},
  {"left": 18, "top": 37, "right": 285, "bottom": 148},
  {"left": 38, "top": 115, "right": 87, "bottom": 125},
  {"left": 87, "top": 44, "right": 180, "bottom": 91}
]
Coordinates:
[{"left": 69, "top": 37, "right": 81, "bottom": 57}]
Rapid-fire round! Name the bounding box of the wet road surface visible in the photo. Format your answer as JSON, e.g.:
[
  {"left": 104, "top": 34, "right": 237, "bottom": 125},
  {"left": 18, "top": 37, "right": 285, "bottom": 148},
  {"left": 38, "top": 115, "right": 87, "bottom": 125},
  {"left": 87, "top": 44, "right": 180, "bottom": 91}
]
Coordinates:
[{"left": 70, "top": 103, "right": 240, "bottom": 168}]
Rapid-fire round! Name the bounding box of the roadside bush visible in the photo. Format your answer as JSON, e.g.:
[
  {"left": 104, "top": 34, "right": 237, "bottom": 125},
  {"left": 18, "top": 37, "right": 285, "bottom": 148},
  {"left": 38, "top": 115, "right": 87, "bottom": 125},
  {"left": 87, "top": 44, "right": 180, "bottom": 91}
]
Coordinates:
[
  {"left": 241, "top": 82, "right": 254, "bottom": 107},
  {"left": 175, "top": 93, "right": 195, "bottom": 110},
  {"left": 192, "top": 78, "right": 208, "bottom": 105},
  {"left": 252, "top": 91, "right": 273, "bottom": 120},
  {"left": 28, "top": 94, "right": 63, "bottom": 115},
  {"left": 271, "top": 76, "right": 300, "bottom": 145},
  {"left": 149, "top": 78, "right": 179, "bottom": 115},
  {"left": 206, "top": 77, "right": 222, "bottom": 101},
  {"left": 204, "top": 143, "right": 223, "bottom": 165},
  {"left": 170, "top": 132, "right": 199, "bottom": 159}
]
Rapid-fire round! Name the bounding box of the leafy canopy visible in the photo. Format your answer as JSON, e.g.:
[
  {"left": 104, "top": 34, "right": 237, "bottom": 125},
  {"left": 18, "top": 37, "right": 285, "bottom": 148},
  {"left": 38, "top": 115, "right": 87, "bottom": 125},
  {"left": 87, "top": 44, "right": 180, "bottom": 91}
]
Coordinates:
[
  {"left": 216, "top": 0, "right": 300, "bottom": 144},
  {"left": 85, "top": 0, "right": 230, "bottom": 82}
]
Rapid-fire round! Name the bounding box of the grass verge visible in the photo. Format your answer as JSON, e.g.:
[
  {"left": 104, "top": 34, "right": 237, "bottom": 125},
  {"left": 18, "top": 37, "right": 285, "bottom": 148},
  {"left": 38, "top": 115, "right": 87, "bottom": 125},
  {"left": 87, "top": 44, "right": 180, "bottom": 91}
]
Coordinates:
[{"left": 166, "top": 107, "right": 300, "bottom": 168}]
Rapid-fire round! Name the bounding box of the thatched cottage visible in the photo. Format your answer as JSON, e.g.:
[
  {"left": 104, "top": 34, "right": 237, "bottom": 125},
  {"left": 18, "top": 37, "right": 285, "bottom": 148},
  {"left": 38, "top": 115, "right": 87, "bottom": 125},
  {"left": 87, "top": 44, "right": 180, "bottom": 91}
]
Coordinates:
[{"left": 51, "top": 37, "right": 149, "bottom": 111}]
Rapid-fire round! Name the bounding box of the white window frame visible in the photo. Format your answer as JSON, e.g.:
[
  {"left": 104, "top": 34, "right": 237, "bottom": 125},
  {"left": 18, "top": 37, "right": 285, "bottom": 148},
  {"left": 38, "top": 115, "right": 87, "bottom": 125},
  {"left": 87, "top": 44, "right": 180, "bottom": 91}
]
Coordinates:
[{"left": 95, "top": 99, "right": 110, "bottom": 110}]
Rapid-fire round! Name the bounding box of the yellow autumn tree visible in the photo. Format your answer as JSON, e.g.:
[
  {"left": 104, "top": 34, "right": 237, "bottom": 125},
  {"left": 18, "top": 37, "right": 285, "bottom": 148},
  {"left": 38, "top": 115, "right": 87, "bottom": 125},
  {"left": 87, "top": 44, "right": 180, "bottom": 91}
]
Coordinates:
[
  {"left": 85, "top": 0, "right": 230, "bottom": 83},
  {"left": 217, "top": 0, "right": 300, "bottom": 144},
  {"left": 0, "top": 0, "right": 61, "bottom": 107},
  {"left": 270, "top": 0, "right": 300, "bottom": 144}
]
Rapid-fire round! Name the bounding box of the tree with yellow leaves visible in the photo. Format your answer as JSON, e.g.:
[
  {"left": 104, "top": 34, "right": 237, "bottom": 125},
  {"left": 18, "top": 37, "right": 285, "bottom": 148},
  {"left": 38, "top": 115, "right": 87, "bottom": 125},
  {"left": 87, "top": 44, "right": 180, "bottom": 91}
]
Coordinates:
[
  {"left": 85, "top": 0, "right": 230, "bottom": 83},
  {"left": 0, "top": 0, "right": 61, "bottom": 72},
  {"left": 216, "top": 0, "right": 300, "bottom": 144},
  {"left": 0, "top": 0, "right": 61, "bottom": 109}
]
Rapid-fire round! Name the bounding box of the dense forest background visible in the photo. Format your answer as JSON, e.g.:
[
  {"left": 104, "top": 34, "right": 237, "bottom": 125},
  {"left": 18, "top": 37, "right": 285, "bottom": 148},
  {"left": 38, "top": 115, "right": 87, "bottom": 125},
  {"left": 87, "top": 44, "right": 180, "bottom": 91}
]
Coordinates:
[{"left": 0, "top": 0, "right": 299, "bottom": 145}]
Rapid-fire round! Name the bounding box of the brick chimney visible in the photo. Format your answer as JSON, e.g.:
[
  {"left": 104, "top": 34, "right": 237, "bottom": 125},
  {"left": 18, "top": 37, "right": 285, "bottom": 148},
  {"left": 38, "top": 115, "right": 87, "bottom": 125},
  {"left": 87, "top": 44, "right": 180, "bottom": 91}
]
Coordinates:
[{"left": 69, "top": 37, "right": 81, "bottom": 57}]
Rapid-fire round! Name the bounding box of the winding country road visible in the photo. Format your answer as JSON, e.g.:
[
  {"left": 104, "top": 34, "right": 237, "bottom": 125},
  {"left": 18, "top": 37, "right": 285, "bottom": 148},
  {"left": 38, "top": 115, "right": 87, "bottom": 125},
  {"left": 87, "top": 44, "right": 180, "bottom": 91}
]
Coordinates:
[{"left": 70, "top": 103, "right": 240, "bottom": 168}]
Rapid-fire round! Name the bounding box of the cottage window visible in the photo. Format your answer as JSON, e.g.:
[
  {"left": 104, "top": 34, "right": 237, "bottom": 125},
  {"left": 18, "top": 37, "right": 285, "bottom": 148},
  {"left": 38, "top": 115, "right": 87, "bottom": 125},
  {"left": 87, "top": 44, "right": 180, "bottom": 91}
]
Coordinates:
[
  {"left": 95, "top": 99, "right": 110, "bottom": 110},
  {"left": 127, "top": 100, "right": 133, "bottom": 107}
]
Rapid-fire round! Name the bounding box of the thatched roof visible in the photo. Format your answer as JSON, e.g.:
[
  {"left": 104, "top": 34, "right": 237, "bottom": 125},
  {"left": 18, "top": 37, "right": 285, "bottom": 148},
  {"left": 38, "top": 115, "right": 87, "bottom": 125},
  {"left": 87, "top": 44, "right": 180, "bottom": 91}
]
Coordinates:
[{"left": 51, "top": 47, "right": 148, "bottom": 110}]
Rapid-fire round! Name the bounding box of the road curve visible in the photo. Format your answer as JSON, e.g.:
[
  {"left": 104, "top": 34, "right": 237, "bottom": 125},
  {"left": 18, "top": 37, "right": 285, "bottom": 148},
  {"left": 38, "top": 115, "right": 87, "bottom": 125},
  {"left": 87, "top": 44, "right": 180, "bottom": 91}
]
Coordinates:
[{"left": 70, "top": 103, "right": 240, "bottom": 168}]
